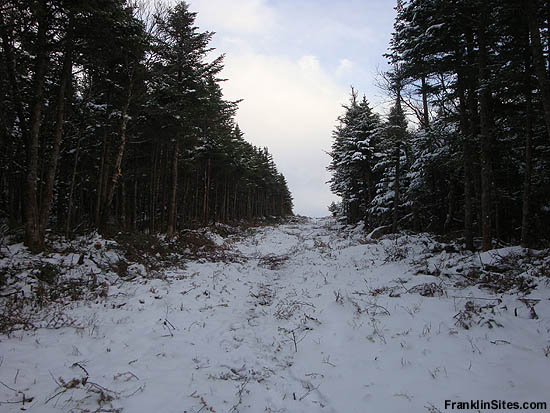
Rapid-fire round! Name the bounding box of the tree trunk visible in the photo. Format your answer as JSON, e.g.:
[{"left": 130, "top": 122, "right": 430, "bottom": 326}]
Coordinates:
[
  {"left": 39, "top": 15, "right": 74, "bottom": 241},
  {"left": 149, "top": 141, "right": 159, "bottom": 232},
  {"left": 233, "top": 187, "right": 238, "bottom": 220},
  {"left": 457, "top": 71, "right": 474, "bottom": 250},
  {"left": 526, "top": 0, "right": 550, "bottom": 141},
  {"left": 0, "top": 12, "right": 28, "bottom": 143},
  {"left": 133, "top": 178, "right": 138, "bottom": 231},
  {"left": 160, "top": 146, "right": 168, "bottom": 231},
  {"left": 24, "top": 0, "right": 48, "bottom": 251},
  {"left": 222, "top": 175, "right": 228, "bottom": 222},
  {"left": 65, "top": 120, "right": 84, "bottom": 237},
  {"left": 95, "top": 130, "right": 108, "bottom": 226},
  {"left": 444, "top": 183, "right": 454, "bottom": 232},
  {"left": 203, "top": 158, "right": 211, "bottom": 225},
  {"left": 197, "top": 174, "right": 202, "bottom": 223},
  {"left": 120, "top": 179, "right": 127, "bottom": 230},
  {"left": 1, "top": 12, "right": 29, "bottom": 230},
  {"left": 167, "top": 140, "right": 179, "bottom": 236},
  {"left": 247, "top": 187, "right": 252, "bottom": 219},
  {"left": 477, "top": 6, "right": 493, "bottom": 251},
  {"left": 463, "top": 142, "right": 474, "bottom": 250},
  {"left": 521, "top": 36, "right": 534, "bottom": 247},
  {"left": 100, "top": 77, "right": 133, "bottom": 230},
  {"left": 392, "top": 143, "right": 400, "bottom": 233}
]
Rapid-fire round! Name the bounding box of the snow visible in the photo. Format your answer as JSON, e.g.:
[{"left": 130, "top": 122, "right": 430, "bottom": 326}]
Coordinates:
[{"left": 1, "top": 218, "right": 549, "bottom": 412}]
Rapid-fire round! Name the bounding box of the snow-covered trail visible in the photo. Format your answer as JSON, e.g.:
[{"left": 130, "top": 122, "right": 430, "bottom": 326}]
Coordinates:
[{"left": 1, "top": 218, "right": 549, "bottom": 412}]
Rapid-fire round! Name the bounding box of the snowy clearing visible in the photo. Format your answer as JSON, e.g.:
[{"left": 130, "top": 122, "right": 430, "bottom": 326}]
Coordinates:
[{"left": 1, "top": 218, "right": 549, "bottom": 412}]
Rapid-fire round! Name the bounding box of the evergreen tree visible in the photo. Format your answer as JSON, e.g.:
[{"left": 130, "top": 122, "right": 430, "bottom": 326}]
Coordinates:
[
  {"left": 0, "top": 0, "right": 293, "bottom": 251},
  {"left": 381, "top": 0, "right": 550, "bottom": 247},
  {"left": 328, "top": 89, "right": 380, "bottom": 223},
  {"left": 368, "top": 99, "right": 410, "bottom": 231}
]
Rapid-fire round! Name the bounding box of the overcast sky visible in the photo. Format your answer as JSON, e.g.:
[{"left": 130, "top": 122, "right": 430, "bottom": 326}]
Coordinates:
[{"left": 188, "top": 0, "right": 397, "bottom": 217}]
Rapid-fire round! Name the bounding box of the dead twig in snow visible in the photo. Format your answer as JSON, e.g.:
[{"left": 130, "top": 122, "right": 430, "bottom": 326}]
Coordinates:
[
  {"left": 114, "top": 371, "right": 139, "bottom": 381},
  {"left": 0, "top": 380, "right": 34, "bottom": 406},
  {"left": 333, "top": 290, "right": 344, "bottom": 305},
  {"left": 299, "top": 383, "right": 320, "bottom": 401},
  {"left": 467, "top": 336, "right": 482, "bottom": 354},
  {"left": 71, "top": 362, "right": 89, "bottom": 377},
  {"left": 0, "top": 381, "right": 18, "bottom": 393},
  {"left": 161, "top": 305, "right": 176, "bottom": 337},
  {"left": 229, "top": 377, "right": 250, "bottom": 412},
  {"left": 180, "top": 284, "right": 199, "bottom": 296},
  {"left": 425, "top": 402, "right": 443, "bottom": 412},
  {"left": 367, "top": 302, "right": 391, "bottom": 316},
  {"left": 450, "top": 295, "right": 502, "bottom": 302},
  {"left": 519, "top": 298, "right": 539, "bottom": 319},
  {"left": 490, "top": 339, "right": 510, "bottom": 345},
  {"left": 322, "top": 355, "right": 336, "bottom": 367}
]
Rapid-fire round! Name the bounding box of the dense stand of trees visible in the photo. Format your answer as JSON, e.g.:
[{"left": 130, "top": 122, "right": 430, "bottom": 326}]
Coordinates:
[
  {"left": 0, "top": 0, "right": 293, "bottom": 251},
  {"left": 329, "top": 0, "right": 550, "bottom": 249}
]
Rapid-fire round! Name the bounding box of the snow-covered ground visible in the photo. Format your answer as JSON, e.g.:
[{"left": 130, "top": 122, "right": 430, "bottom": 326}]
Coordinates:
[{"left": 1, "top": 218, "right": 549, "bottom": 412}]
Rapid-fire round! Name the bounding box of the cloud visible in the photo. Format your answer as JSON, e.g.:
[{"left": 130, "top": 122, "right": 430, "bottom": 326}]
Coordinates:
[
  {"left": 185, "top": 0, "right": 397, "bottom": 216},
  {"left": 336, "top": 58, "right": 354, "bottom": 77},
  {"left": 221, "top": 52, "right": 346, "bottom": 145},
  {"left": 189, "top": 0, "right": 276, "bottom": 34},
  {"left": 298, "top": 55, "right": 320, "bottom": 73},
  {"left": 219, "top": 52, "right": 345, "bottom": 216}
]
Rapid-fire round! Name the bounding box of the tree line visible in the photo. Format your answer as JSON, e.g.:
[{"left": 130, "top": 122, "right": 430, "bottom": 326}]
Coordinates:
[
  {"left": 0, "top": 0, "right": 293, "bottom": 251},
  {"left": 328, "top": 0, "right": 550, "bottom": 250}
]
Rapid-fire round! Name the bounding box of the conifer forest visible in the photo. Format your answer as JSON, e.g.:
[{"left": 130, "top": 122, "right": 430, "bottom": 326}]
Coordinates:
[
  {"left": 0, "top": 0, "right": 293, "bottom": 252},
  {"left": 1, "top": 1, "right": 550, "bottom": 412},
  {"left": 328, "top": 0, "right": 550, "bottom": 250}
]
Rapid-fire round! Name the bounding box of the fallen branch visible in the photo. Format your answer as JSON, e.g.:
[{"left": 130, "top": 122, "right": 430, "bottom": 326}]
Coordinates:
[
  {"left": 299, "top": 383, "right": 320, "bottom": 401},
  {"left": 229, "top": 377, "right": 250, "bottom": 413},
  {"left": 71, "top": 362, "right": 89, "bottom": 377},
  {"left": 490, "top": 339, "right": 510, "bottom": 345},
  {"left": 451, "top": 295, "right": 502, "bottom": 301}
]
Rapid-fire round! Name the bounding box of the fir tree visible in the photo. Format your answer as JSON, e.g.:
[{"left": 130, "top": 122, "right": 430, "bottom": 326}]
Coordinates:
[{"left": 328, "top": 89, "right": 380, "bottom": 223}]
